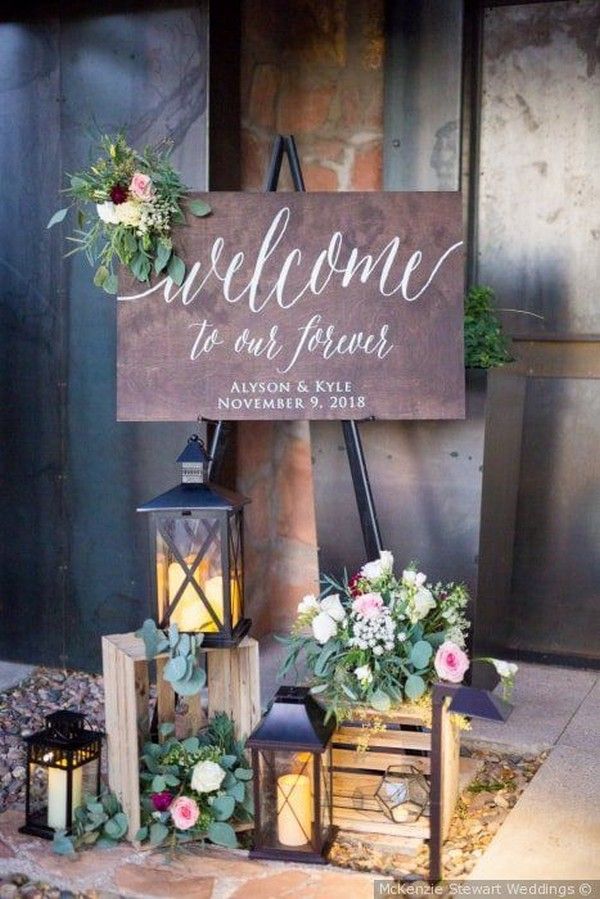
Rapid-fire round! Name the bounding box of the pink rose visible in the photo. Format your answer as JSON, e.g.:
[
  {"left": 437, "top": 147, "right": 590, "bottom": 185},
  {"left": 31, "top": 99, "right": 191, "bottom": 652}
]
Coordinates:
[
  {"left": 170, "top": 795, "right": 200, "bottom": 830},
  {"left": 434, "top": 641, "right": 470, "bottom": 683},
  {"left": 129, "top": 171, "right": 154, "bottom": 201},
  {"left": 353, "top": 592, "right": 384, "bottom": 620}
]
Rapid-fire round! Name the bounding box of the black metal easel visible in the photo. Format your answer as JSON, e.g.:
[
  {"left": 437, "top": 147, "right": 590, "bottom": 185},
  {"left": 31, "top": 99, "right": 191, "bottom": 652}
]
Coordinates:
[{"left": 208, "top": 134, "right": 382, "bottom": 560}]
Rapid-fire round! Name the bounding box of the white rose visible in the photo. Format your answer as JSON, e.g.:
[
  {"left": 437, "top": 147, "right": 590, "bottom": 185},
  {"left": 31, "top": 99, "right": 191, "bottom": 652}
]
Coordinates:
[
  {"left": 115, "top": 200, "right": 141, "bottom": 227},
  {"left": 402, "top": 569, "right": 416, "bottom": 585},
  {"left": 191, "top": 759, "right": 226, "bottom": 794},
  {"left": 354, "top": 664, "right": 373, "bottom": 685},
  {"left": 320, "top": 594, "right": 346, "bottom": 623},
  {"left": 297, "top": 594, "right": 319, "bottom": 616},
  {"left": 96, "top": 201, "right": 119, "bottom": 224},
  {"left": 312, "top": 612, "right": 338, "bottom": 645},
  {"left": 491, "top": 659, "right": 518, "bottom": 679},
  {"left": 361, "top": 550, "right": 394, "bottom": 581},
  {"left": 415, "top": 572, "right": 427, "bottom": 587},
  {"left": 410, "top": 587, "right": 436, "bottom": 622}
]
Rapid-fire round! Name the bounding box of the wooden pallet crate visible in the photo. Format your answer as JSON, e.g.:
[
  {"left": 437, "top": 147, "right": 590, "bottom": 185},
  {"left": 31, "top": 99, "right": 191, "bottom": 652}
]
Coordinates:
[
  {"left": 331, "top": 701, "right": 460, "bottom": 842},
  {"left": 101, "top": 631, "right": 261, "bottom": 840}
]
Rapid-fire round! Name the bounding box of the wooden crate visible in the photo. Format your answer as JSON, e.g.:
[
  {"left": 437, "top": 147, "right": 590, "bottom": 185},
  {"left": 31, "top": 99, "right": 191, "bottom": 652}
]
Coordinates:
[
  {"left": 101, "top": 631, "right": 261, "bottom": 840},
  {"left": 332, "top": 702, "right": 460, "bottom": 841}
]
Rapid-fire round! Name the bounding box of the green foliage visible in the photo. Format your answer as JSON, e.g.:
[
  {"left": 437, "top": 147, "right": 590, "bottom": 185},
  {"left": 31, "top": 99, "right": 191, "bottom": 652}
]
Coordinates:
[
  {"left": 137, "top": 712, "right": 253, "bottom": 852},
  {"left": 47, "top": 132, "right": 211, "bottom": 293},
  {"left": 52, "top": 790, "right": 128, "bottom": 855},
  {"left": 135, "top": 619, "right": 206, "bottom": 697},
  {"left": 464, "top": 285, "right": 513, "bottom": 369}
]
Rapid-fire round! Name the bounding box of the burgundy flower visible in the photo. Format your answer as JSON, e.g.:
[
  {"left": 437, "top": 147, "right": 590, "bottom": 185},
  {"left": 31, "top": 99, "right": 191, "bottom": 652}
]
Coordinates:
[
  {"left": 151, "top": 791, "right": 173, "bottom": 812},
  {"left": 348, "top": 572, "right": 365, "bottom": 597},
  {"left": 110, "top": 183, "right": 128, "bottom": 204}
]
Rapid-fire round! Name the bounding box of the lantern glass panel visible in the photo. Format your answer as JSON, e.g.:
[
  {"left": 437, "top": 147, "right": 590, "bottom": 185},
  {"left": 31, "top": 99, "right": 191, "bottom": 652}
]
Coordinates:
[
  {"left": 26, "top": 755, "right": 100, "bottom": 833},
  {"left": 228, "top": 510, "right": 243, "bottom": 627},
  {"left": 257, "top": 749, "right": 319, "bottom": 853},
  {"left": 319, "top": 744, "right": 332, "bottom": 837},
  {"left": 156, "top": 516, "right": 225, "bottom": 633}
]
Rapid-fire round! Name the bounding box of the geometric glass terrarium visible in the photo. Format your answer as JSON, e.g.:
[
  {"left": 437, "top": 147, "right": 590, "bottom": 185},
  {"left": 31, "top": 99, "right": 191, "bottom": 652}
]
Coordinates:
[
  {"left": 247, "top": 686, "right": 335, "bottom": 864},
  {"left": 137, "top": 434, "right": 251, "bottom": 648},
  {"left": 20, "top": 711, "right": 103, "bottom": 839},
  {"left": 375, "top": 763, "right": 429, "bottom": 824}
]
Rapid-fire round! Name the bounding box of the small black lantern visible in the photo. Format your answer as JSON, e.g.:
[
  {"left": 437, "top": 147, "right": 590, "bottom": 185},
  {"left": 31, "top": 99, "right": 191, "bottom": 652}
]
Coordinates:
[
  {"left": 138, "top": 434, "right": 251, "bottom": 648},
  {"left": 247, "top": 686, "right": 335, "bottom": 864},
  {"left": 20, "top": 711, "right": 103, "bottom": 839}
]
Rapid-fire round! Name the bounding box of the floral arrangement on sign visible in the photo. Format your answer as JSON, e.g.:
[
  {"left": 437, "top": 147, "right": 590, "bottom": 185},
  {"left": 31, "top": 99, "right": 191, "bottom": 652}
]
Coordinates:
[
  {"left": 137, "top": 713, "right": 253, "bottom": 850},
  {"left": 280, "top": 551, "right": 517, "bottom": 721},
  {"left": 47, "top": 133, "right": 210, "bottom": 294}
]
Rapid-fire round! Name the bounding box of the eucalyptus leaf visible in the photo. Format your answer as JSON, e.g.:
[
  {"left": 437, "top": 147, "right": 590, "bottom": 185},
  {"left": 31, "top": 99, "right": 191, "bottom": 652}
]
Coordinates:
[
  {"left": 212, "top": 794, "right": 235, "bottom": 821},
  {"left": 368, "top": 688, "right": 392, "bottom": 712},
  {"left": 47, "top": 207, "right": 69, "bottom": 229},
  {"left": 167, "top": 254, "right": 185, "bottom": 286},
  {"left": 173, "top": 668, "right": 205, "bottom": 695},
  {"left": 234, "top": 767, "right": 253, "bottom": 781},
  {"left": 103, "top": 273, "right": 118, "bottom": 295},
  {"left": 149, "top": 822, "right": 169, "bottom": 846},
  {"left": 220, "top": 754, "right": 238, "bottom": 769},
  {"left": 155, "top": 239, "right": 172, "bottom": 274},
  {"left": 189, "top": 199, "right": 212, "bottom": 218},
  {"left": 93, "top": 265, "right": 109, "bottom": 287},
  {"left": 163, "top": 655, "right": 187, "bottom": 683},
  {"left": 410, "top": 640, "right": 433, "bottom": 670},
  {"left": 135, "top": 826, "right": 149, "bottom": 842},
  {"left": 130, "top": 252, "right": 151, "bottom": 283},
  {"left": 405, "top": 673, "right": 426, "bottom": 701},
  {"left": 151, "top": 775, "right": 167, "bottom": 793},
  {"left": 207, "top": 820, "right": 238, "bottom": 849},
  {"left": 230, "top": 780, "right": 245, "bottom": 803},
  {"left": 168, "top": 622, "right": 180, "bottom": 648},
  {"left": 182, "top": 736, "right": 200, "bottom": 753},
  {"left": 159, "top": 722, "right": 175, "bottom": 739},
  {"left": 52, "top": 832, "right": 75, "bottom": 855},
  {"left": 96, "top": 836, "right": 119, "bottom": 850}
]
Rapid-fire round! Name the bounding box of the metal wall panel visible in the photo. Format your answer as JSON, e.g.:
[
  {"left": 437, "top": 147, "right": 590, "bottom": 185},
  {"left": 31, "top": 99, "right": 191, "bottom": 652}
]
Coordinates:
[
  {"left": 384, "top": 0, "right": 463, "bottom": 190},
  {"left": 510, "top": 377, "right": 600, "bottom": 661},
  {"left": 0, "top": 5, "right": 209, "bottom": 670},
  {"left": 478, "top": 1, "right": 600, "bottom": 335}
]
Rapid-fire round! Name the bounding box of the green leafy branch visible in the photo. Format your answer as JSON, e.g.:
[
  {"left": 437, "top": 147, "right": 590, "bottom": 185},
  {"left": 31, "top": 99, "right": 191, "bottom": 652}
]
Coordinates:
[
  {"left": 136, "top": 619, "right": 207, "bottom": 696},
  {"left": 52, "top": 790, "right": 128, "bottom": 856}
]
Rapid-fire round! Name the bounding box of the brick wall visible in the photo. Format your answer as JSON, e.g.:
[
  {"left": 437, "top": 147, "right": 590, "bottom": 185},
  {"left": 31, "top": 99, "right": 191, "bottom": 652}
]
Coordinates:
[{"left": 237, "top": 0, "right": 385, "bottom": 635}]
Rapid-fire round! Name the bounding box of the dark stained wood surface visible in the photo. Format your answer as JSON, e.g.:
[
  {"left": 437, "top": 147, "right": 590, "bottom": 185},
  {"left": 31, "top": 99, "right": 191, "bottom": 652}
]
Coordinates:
[{"left": 117, "top": 192, "right": 465, "bottom": 421}]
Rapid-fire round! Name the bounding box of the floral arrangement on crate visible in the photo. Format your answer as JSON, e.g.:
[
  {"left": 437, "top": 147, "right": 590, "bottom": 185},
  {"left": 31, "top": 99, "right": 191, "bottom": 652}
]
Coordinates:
[
  {"left": 280, "top": 551, "right": 517, "bottom": 721},
  {"left": 47, "top": 133, "right": 210, "bottom": 294},
  {"left": 137, "top": 713, "right": 253, "bottom": 850}
]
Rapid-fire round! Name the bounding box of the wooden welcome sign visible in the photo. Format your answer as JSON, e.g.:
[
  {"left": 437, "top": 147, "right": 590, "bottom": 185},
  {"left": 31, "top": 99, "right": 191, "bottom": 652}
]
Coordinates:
[{"left": 117, "top": 192, "right": 465, "bottom": 421}]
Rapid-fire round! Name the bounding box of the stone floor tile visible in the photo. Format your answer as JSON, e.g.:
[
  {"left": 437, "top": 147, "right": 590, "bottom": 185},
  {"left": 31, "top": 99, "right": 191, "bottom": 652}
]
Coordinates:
[{"left": 115, "top": 863, "right": 214, "bottom": 898}]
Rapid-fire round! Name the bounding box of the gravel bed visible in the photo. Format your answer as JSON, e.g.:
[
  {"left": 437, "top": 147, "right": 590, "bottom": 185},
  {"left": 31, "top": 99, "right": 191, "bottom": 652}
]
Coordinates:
[
  {"left": 0, "top": 668, "right": 105, "bottom": 814},
  {"left": 329, "top": 747, "right": 545, "bottom": 879},
  {"left": 0, "top": 873, "right": 108, "bottom": 899}
]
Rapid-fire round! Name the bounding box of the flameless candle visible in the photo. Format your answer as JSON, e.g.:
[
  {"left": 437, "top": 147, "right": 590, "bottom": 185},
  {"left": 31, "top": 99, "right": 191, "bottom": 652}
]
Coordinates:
[
  {"left": 167, "top": 566, "right": 240, "bottom": 633},
  {"left": 277, "top": 773, "right": 311, "bottom": 846},
  {"left": 47, "top": 763, "right": 83, "bottom": 831}
]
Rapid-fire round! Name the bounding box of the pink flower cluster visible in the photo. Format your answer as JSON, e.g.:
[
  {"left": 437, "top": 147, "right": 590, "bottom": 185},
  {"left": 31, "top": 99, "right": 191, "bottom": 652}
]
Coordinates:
[
  {"left": 149, "top": 791, "right": 200, "bottom": 830},
  {"left": 434, "top": 641, "right": 470, "bottom": 683},
  {"left": 352, "top": 592, "right": 384, "bottom": 620}
]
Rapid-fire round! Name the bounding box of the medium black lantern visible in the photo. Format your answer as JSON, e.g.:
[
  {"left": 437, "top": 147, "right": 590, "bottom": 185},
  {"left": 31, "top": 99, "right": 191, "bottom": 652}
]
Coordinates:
[
  {"left": 20, "top": 711, "right": 103, "bottom": 839},
  {"left": 247, "top": 686, "right": 335, "bottom": 864},
  {"left": 138, "top": 434, "right": 251, "bottom": 648}
]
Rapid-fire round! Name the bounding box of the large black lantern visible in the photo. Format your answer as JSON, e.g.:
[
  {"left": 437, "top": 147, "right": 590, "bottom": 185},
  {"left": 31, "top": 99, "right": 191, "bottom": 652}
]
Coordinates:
[
  {"left": 247, "top": 686, "right": 335, "bottom": 864},
  {"left": 138, "top": 434, "right": 251, "bottom": 648},
  {"left": 20, "top": 711, "right": 103, "bottom": 839}
]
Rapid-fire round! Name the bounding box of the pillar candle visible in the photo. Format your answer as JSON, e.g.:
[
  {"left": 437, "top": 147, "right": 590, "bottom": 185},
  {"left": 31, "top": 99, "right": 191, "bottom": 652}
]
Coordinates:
[
  {"left": 277, "top": 773, "right": 311, "bottom": 846},
  {"left": 47, "top": 765, "right": 83, "bottom": 831}
]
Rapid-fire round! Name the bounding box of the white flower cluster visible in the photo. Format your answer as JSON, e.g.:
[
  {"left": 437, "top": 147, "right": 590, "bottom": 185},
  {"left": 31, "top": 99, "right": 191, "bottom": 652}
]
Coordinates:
[
  {"left": 349, "top": 606, "right": 396, "bottom": 655},
  {"left": 136, "top": 196, "right": 172, "bottom": 236}
]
